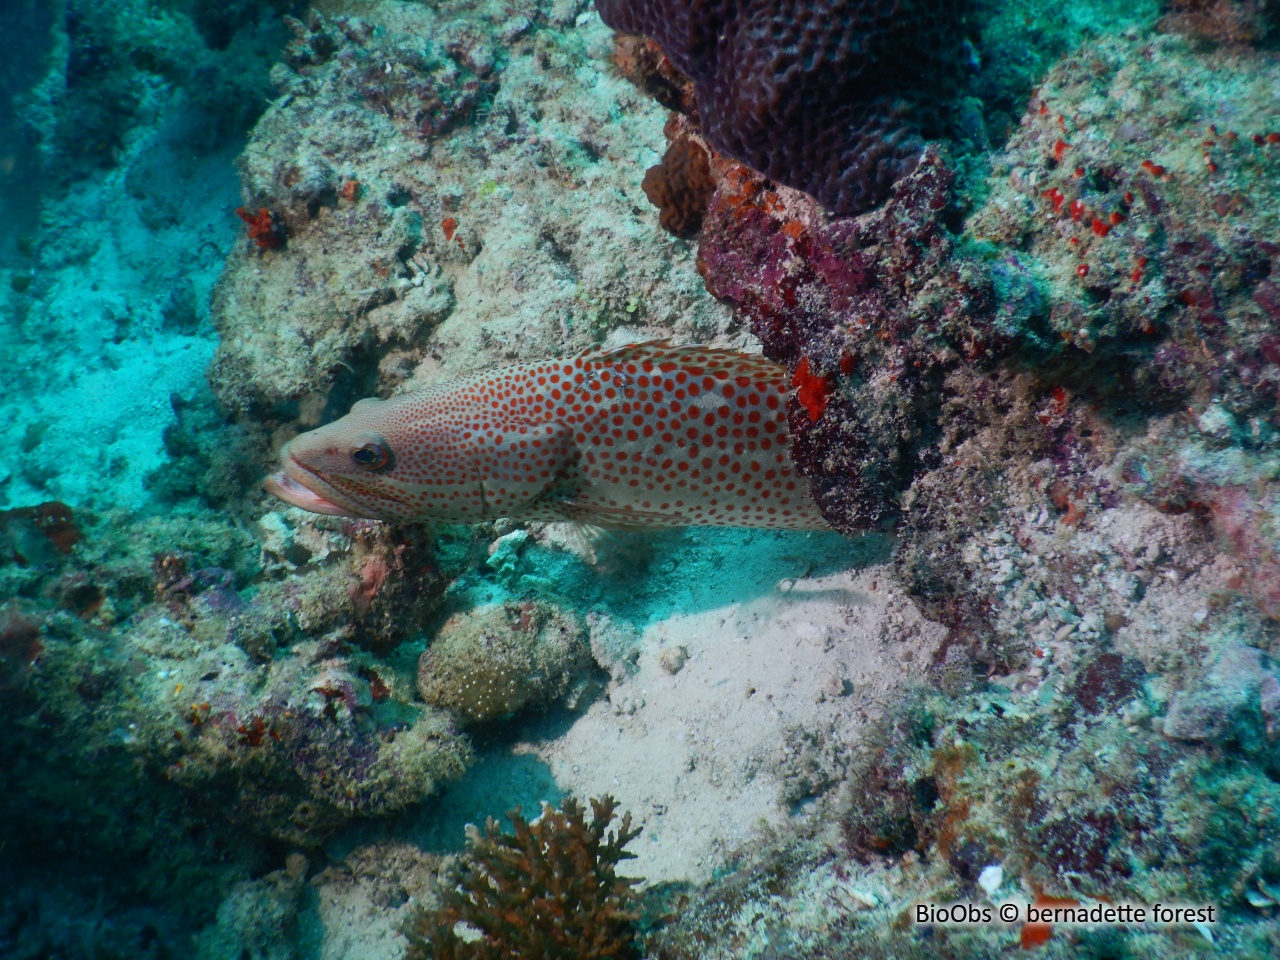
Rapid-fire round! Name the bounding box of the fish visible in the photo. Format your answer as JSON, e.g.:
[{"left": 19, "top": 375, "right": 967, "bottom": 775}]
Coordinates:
[{"left": 265, "top": 341, "right": 829, "bottom": 529}]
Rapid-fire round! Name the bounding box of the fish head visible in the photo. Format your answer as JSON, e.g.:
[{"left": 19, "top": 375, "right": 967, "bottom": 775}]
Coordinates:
[{"left": 265, "top": 397, "right": 424, "bottom": 521}]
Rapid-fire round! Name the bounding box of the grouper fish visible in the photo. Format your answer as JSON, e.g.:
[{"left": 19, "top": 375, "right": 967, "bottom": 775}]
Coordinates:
[{"left": 265, "top": 341, "right": 828, "bottom": 529}]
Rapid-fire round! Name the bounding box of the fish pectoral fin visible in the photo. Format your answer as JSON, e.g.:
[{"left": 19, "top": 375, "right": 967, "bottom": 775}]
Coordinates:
[{"left": 460, "top": 421, "right": 576, "bottom": 519}]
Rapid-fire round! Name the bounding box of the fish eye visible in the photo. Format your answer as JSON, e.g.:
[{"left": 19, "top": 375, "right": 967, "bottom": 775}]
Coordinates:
[{"left": 350, "top": 440, "right": 393, "bottom": 472}]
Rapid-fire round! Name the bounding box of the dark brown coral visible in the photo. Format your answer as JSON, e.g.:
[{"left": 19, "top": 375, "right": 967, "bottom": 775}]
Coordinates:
[
  {"left": 1161, "top": 0, "right": 1277, "bottom": 44},
  {"left": 598, "top": 0, "right": 972, "bottom": 215},
  {"left": 0, "top": 602, "right": 43, "bottom": 695},
  {"left": 404, "top": 796, "right": 642, "bottom": 960},
  {"left": 641, "top": 134, "right": 715, "bottom": 237}
]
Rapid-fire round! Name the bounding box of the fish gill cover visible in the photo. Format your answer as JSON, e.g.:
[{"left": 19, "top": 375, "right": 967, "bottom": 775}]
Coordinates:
[{"left": 2, "top": 0, "right": 1280, "bottom": 958}]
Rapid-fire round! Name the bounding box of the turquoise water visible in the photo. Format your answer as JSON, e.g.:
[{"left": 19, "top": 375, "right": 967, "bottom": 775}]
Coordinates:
[{"left": 3, "top": 1, "right": 1280, "bottom": 957}]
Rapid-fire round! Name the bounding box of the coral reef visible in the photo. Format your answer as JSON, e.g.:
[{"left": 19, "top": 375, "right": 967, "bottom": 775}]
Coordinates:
[
  {"left": 258, "top": 514, "right": 452, "bottom": 655},
  {"left": 417, "top": 600, "right": 593, "bottom": 723},
  {"left": 141, "top": 517, "right": 470, "bottom": 843},
  {"left": 403, "top": 796, "right": 642, "bottom": 959},
  {"left": 650, "top": 609, "right": 1280, "bottom": 958},
  {"left": 598, "top": 0, "right": 973, "bottom": 215},
  {"left": 949, "top": 30, "right": 1280, "bottom": 629},
  {"left": 966, "top": 32, "right": 1280, "bottom": 422},
  {"left": 196, "top": 853, "right": 309, "bottom": 960},
  {"left": 0, "top": 500, "right": 469, "bottom": 869},
  {"left": 8, "top": 0, "right": 1280, "bottom": 956},
  {"left": 632, "top": 23, "right": 1280, "bottom": 959},
  {"left": 159, "top": 641, "right": 470, "bottom": 844},
  {"left": 142, "top": 387, "right": 265, "bottom": 511},
  {"left": 672, "top": 27, "right": 1280, "bottom": 614}
]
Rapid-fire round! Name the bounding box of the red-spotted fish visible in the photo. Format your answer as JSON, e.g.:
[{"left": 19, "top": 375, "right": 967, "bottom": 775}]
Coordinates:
[{"left": 265, "top": 342, "right": 827, "bottom": 529}]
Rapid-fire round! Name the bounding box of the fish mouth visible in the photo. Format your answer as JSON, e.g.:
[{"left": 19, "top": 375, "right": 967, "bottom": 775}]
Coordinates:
[{"left": 264, "top": 459, "right": 358, "bottom": 517}]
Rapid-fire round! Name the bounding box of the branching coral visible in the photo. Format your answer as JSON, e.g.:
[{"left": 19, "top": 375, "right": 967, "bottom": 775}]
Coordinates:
[{"left": 404, "top": 796, "right": 643, "bottom": 960}]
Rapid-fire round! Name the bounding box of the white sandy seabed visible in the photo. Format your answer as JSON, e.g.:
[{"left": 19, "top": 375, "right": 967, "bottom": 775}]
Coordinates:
[{"left": 309, "top": 524, "right": 946, "bottom": 960}]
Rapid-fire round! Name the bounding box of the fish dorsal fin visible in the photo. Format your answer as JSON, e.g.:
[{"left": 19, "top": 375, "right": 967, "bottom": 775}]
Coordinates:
[{"left": 572, "top": 340, "right": 790, "bottom": 387}]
